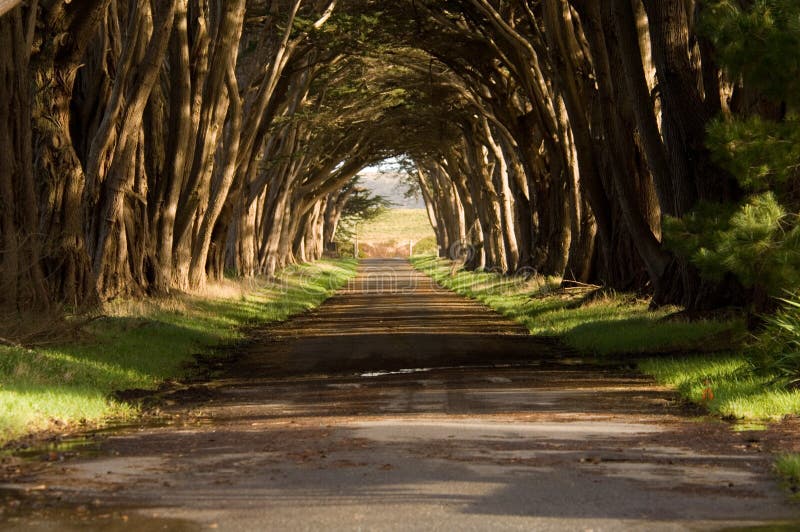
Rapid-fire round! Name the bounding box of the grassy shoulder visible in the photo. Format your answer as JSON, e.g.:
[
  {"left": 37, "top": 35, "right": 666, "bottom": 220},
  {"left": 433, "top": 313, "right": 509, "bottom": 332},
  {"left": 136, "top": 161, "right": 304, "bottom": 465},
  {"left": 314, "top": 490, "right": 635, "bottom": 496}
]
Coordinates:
[
  {"left": 411, "top": 256, "right": 800, "bottom": 421},
  {"left": 639, "top": 356, "right": 800, "bottom": 420},
  {"left": 0, "top": 259, "right": 357, "bottom": 444}
]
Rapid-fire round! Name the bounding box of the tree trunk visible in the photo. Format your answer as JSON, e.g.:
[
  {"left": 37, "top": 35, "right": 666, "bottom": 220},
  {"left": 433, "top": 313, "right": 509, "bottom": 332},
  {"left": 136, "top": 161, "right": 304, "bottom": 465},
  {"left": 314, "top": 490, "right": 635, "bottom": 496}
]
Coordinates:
[
  {"left": 91, "top": 0, "right": 177, "bottom": 298},
  {"left": 32, "top": 1, "right": 110, "bottom": 307},
  {"left": 0, "top": 8, "right": 49, "bottom": 310},
  {"left": 189, "top": 61, "right": 244, "bottom": 288}
]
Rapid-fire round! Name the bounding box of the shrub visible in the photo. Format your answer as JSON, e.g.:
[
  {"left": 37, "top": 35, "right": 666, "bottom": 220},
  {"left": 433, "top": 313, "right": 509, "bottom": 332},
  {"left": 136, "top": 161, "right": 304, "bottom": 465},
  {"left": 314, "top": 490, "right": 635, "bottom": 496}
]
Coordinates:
[{"left": 752, "top": 293, "right": 800, "bottom": 386}]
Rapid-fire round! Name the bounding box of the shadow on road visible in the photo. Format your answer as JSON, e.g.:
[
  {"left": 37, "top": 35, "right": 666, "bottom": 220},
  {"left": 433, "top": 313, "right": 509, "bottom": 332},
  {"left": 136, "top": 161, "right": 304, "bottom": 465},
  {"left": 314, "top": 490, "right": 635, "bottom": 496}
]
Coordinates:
[{"left": 2, "top": 259, "right": 799, "bottom": 531}]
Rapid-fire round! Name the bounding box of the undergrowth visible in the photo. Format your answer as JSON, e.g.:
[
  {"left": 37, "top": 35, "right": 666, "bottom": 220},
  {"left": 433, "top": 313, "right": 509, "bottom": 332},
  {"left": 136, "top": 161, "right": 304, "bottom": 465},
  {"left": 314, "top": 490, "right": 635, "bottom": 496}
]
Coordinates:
[{"left": 752, "top": 293, "right": 800, "bottom": 387}]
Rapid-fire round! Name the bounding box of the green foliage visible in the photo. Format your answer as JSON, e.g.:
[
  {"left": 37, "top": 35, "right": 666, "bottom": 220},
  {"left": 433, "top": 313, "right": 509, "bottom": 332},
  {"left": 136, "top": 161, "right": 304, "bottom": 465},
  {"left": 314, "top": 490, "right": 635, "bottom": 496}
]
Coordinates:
[
  {"left": 0, "top": 260, "right": 358, "bottom": 443},
  {"left": 752, "top": 292, "right": 800, "bottom": 385},
  {"left": 664, "top": 0, "right": 800, "bottom": 299},
  {"left": 341, "top": 187, "right": 393, "bottom": 223},
  {"left": 336, "top": 178, "right": 394, "bottom": 242},
  {"left": 707, "top": 117, "right": 800, "bottom": 191},
  {"left": 313, "top": 11, "right": 388, "bottom": 50},
  {"left": 702, "top": 0, "right": 800, "bottom": 105},
  {"left": 664, "top": 193, "right": 800, "bottom": 293}
]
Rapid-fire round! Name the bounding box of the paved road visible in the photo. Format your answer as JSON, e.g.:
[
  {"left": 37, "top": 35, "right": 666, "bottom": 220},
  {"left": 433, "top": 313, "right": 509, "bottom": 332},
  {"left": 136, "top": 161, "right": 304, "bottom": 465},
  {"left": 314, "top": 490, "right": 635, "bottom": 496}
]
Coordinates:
[{"left": 2, "top": 259, "right": 799, "bottom": 530}]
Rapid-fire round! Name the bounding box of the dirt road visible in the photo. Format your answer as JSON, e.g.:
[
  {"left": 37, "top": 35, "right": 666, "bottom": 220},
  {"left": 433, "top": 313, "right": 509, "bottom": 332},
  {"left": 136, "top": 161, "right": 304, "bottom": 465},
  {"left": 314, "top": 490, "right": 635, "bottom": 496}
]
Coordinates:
[{"left": 2, "top": 259, "right": 799, "bottom": 530}]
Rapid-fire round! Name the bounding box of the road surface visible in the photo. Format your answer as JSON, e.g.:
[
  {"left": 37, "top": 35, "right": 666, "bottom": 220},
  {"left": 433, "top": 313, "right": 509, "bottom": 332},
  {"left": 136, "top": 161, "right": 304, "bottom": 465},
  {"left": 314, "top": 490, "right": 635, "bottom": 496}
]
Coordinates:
[{"left": 2, "top": 259, "right": 799, "bottom": 531}]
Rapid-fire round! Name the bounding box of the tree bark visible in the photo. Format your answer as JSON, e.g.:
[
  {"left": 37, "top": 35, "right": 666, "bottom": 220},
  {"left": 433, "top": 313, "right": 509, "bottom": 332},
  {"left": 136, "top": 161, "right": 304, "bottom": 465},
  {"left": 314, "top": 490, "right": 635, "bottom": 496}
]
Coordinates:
[{"left": 0, "top": 7, "right": 49, "bottom": 310}]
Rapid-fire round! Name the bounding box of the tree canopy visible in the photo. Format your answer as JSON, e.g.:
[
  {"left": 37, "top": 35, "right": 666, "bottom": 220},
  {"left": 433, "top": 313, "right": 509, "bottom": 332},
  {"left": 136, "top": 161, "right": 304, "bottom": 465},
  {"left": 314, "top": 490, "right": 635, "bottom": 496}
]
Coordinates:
[{"left": 0, "top": 0, "right": 798, "bottom": 319}]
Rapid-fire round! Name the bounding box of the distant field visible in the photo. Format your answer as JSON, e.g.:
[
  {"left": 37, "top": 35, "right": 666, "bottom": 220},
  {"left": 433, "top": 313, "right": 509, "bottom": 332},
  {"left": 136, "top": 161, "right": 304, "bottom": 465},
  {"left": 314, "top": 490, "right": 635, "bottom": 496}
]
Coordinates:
[{"left": 356, "top": 208, "right": 437, "bottom": 257}]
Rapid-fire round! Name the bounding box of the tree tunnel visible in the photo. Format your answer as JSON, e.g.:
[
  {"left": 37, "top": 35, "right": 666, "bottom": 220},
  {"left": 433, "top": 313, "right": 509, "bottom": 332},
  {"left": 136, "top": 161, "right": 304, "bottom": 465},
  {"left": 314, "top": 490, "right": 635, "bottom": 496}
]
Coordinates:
[{"left": 1, "top": 0, "right": 794, "bottom": 314}]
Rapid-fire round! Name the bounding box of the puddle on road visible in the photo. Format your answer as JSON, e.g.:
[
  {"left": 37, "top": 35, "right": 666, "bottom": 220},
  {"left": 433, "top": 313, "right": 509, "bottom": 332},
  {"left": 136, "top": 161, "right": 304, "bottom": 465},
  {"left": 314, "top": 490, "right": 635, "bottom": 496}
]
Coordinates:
[
  {"left": 357, "top": 361, "right": 552, "bottom": 378},
  {"left": 0, "top": 500, "right": 202, "bottom": 532},
  {"left": 1, "top": 415, "right": 217, "bottom": 473},
  {"left": 1, "top": 436, "right": 102, "bottom": 463},
  {"left": 732, "top": 422, "right": 769, "bottom": 432},
  {"left": 0, "top": 417, "right": 213, "bottom": 531},
  {"left": 360, "top": 367, "right": 434, "bottom": 377}
]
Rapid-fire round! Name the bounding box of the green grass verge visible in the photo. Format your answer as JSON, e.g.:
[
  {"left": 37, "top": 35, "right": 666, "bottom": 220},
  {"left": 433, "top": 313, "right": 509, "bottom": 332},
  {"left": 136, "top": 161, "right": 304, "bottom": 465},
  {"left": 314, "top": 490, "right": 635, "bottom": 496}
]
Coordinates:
[
  {"left": 410, "top": 256, "right": 800, "bottom": 420},
  {"left": 775, "top": 454, "right": 800, "bottom": 497},
  {"left": 0, "top": 259, "right": 357, "bottom": 444},
  {"left": 410, "top": 256, "right": 737, "bottom": 355},
  {"left": 639, "top": 356, "right": 800, "bottom": 420}
]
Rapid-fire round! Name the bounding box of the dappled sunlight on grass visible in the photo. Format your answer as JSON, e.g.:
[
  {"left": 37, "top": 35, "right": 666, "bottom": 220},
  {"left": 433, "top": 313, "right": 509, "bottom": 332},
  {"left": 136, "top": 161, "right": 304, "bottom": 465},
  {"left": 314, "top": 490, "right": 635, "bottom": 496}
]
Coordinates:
[
  {"left": 411, "top": 256, "right": 738, "bottom": 355},
  {"left": 410, "top": 256, "right": 800, "bottom": 421},
  {"left": 0, "top": 384, "right": 136, "bottom": 436},
  {"left": 0, "top": 259, "right": 358, "bottom": 443},
  {"left": 639, "top": 355, "right": 800, "bottom": 420}
]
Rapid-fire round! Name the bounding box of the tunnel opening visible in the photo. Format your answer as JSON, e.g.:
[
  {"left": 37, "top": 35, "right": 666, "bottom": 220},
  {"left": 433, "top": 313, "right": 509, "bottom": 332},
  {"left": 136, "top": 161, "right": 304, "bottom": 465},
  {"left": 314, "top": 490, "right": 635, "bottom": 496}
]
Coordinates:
[{"left": 332, "top": 159, "right": 438, "bottom": 259}]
